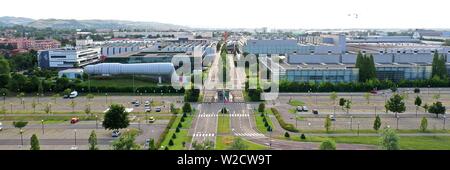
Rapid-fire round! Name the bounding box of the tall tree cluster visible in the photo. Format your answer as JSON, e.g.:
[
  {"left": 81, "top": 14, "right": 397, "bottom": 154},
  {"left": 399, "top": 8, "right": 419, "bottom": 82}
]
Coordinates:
[
  {"left": 431, "top": 52, "right": 448, "bottom": 79},
  {"left": 355, "top": 52, "right": 377, "bottom": 82}
]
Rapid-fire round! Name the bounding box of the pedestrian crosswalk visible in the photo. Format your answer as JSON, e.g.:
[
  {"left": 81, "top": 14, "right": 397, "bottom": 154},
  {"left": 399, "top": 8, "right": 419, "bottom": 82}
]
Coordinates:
[
  {"left": 229, "top": 114, "right": 250, "bottom": 117},
  {"left": 197, "top": 114, "right": 250, "bottom": 118},
  {"left": 192, "top": 133, "right": 215, "bottom": 137},
  {"left": 234, "top": 133, "right": 265, "bottom": 137}
]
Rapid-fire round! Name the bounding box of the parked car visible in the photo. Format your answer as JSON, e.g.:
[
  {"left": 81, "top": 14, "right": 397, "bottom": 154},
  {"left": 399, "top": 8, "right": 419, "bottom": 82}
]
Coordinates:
[
  {"left": 112, "top": 130, "right": 121, "bottom": 137},
  {"left": 155, "top": 107, "right": 161, "bottom": 112},
  {"left": 70, "top": 117, "right": 80, "bottom": 124},
  {"left": 144, "top": 101, "right": 150, "bottom": 107},
  {"left": 329, "top": 115, "right": 336, "bottom": 121},
  {"left": 145, "top": 107, "right": 152, "bottom": 112},
  {"left": 302, "top": 106, "right": 309, "bottom": 112},
  {"left": 312, "top": 109, "right": 319, "bottom": 115},
  {"left": 0, "top": 122, "right": 3, "bottom": 131},
  {"left": 297, "top": 106, "right": 303, "bottom": 112},
  {"left": 370, "top": 90, "right": 378, "bottom": 94},
  {"left": 148, "top": 117, "right": 156, "bottom": 123},
  {"left": 133, "top": 101, "right": 140, "bottom": 107}
]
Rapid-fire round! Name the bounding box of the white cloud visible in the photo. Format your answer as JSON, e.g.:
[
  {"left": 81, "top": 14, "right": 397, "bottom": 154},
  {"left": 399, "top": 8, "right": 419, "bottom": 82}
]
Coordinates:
[{"left": 0, "top": 0, "right": 449, "bottom": 29}]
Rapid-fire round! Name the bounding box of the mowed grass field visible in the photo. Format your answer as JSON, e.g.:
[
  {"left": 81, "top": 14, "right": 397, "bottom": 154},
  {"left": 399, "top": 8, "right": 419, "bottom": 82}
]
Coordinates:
[
  {"left": 288, "top": 135, "right": 450, "bottom": 150},
  {"left": 255, "top": 109, "right": 274, "bottom": 133},
  {"left": 160, "top": 113, "right": 194, "bottom": 150},
  {"left": 217, "top": 115, "right": 231, "bottom": 134}
]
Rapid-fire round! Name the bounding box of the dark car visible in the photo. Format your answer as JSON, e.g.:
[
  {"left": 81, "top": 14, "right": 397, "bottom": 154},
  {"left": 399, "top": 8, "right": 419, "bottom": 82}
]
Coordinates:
[
  {"left": 312, "top": 109, "right": 319, "bottom": 115},
  {"left": 70, "top": 117, "right": 80, "bottom": 124}
]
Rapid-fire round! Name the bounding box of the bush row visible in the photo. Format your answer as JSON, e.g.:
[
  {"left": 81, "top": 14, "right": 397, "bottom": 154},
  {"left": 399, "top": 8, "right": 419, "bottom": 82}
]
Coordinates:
[{"left": 271, "top": 108, "right": 299, "bottom": 132}]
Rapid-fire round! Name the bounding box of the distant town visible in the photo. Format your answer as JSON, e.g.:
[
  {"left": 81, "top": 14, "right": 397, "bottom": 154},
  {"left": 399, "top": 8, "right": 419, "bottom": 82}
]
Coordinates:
[{"left": 0, "top": 16, "right": 449, "bottom": 151}]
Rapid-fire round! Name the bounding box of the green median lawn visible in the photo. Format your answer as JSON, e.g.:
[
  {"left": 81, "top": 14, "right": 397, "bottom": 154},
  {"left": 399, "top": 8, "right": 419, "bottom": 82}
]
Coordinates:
[
  {"left": 216, "top": 136, "right": 268, "bottom": 150},
  {"left": 287, "top": 135, "right": 450, "bottom": 150},
  {"left": 255, "top": 110, "right": 274, "bottom": 133},
  {"left": 288, "top": 99, "right": 305, "bottom": 107},
  {"left": 217, "top": 115, "right": 231, "bottom": 134},
  {"left": 160, "top": 113, "right": 194, "bottom": 150}
]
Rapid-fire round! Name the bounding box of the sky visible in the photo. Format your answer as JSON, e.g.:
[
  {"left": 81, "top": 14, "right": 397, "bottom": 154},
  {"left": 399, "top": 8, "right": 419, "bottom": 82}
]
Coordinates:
[{"left": 1, "top": 0, "right": 450, "bottom": 29}]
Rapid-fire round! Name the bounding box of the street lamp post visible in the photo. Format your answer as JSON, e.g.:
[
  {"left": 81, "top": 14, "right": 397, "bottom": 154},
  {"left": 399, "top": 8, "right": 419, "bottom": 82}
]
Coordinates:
[
  {"left": 74, "top": 129, "right": 77, "bottom": 146},
  {"left": 41, "top": 120, "right": 45, "bottom": 134},
  {"left": 20, "top": 129, "right": 24, "bottom": 146},
  {"left": 443, "top": 115, "right": 447, "bottom": 130},
  {"left": 3, "top": 93, "right": 5, "bottom": 105},
  {"left": 350, "top": 116, "right": 353, "bottom": 130},
  {"left": 357, "top": 122, "right": 360, "bottom": 136},
  {"left": 95, "top": 115, "right": 98, "bottom": 129},
  {"left": 105, "top": 93, "right": 108, "bottom": 105},
  {"left": 138, "top": 118, "right": 141, "bottom": 130},
  {"left": 396, "top": 115, "right": 400, "bottom": 130}
]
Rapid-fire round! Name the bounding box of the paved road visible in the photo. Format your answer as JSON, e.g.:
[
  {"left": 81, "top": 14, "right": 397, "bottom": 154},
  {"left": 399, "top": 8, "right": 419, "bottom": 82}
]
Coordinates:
[{"left": 189, "top": 104, "right": 220, "bottom": 148}]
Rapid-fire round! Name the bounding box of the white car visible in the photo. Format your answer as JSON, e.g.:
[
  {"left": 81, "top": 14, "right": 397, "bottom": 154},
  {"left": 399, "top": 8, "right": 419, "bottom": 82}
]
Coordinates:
[
  {"left": 144, "top": 101, "right": 150, "bottom": 106},
  {"left": 0, "top": 122, "right": 3, "bottom": 131},
  {"left": 112, "top": 130, "right": 121, "bottom": 137},
  {"left": 145, "top": 107, "right": 152, "bottom": 112},
  {"left": 329, "top": 115, "right": 336, "bottom": 121},
  {"left": 69, "top": 91, "right": 78, "bottom": 98}
]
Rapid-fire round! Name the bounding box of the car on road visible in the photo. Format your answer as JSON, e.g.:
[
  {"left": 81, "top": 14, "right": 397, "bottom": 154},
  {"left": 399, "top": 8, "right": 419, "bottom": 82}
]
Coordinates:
[
  {"left": 329, "top": 115, "right": 336, "bottom": 121},
  {"left": 64, "top": 91, "right": 78, "bottom": 99},
  {"left": 155, "top": 107, "right": 161, "bottom": 112},
  {"left": 132, "top": 100, "right": 140, "bottom": 107},
  {"left": 0, "top": 122, "right": 3, "bottom": 131},
  {"left": 370, "top": 90, "right": 378, "bottom": 94},
  {"left": 297, "top": 106, "right": 303, "bottom": 112},
  {"left": 148, "top": 117, "right": 155, "bottom": 123},
  {"left": 302, "top": 106, "right": 309, "bottom": 112},
  {"left": 145, "top": 107, "right": 152, "bottom": 112},
  {"left": 112, "top": 130, "right": 121, "bottom": 137},
  {"left": 312, "top": 109, "right": 319, "bottom": 115},
  {"left": 70, "top": 117, "right": 80, "bottom": 124}
]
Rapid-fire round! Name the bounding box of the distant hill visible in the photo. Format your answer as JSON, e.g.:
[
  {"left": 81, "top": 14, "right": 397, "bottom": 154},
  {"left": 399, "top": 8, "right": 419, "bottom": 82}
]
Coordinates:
[{"left": 0, "top": 16, "right": 189, "bottom": 30}]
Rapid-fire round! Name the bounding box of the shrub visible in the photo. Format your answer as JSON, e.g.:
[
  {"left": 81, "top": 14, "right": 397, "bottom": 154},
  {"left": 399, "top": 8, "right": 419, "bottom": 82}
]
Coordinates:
[
  {"left": 414, "top": 88, "right": 421, "bottom": 93},
  {"left": 168, "top": 139, "right": 174, "bottom": 146},
  {"left": 175, "top": 127, "right": 180, "bottom": 133},
  {"left": 284, "top": 132, "right": 290, "bottom": 138},
  {"left": 271, "top": 108, "right": 299, "bottom": 132},
  {"left": 172, "top": 133, "right": 177, "bottom": 139},
  {"left": 300, "top": 134, "right": 306, "bottom": 140}
]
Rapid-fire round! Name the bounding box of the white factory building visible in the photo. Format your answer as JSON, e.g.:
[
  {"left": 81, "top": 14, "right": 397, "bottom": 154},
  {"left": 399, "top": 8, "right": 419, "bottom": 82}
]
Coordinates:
[{"left": 37, "top": 47, "right": 101, "bottom": 68}]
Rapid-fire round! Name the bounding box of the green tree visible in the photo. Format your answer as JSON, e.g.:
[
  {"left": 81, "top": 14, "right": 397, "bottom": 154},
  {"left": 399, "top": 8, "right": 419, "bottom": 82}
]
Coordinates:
[
  {"left": 363, "top": 92, "right": 371, "bottom": 104},
  {"left": 330, "top": 92, "right": 338, "bottom": 105},
  {"left": 182, "top": 103, "right": 192, "bottom": 113},
  {"left": 147, "top": 138, "right": 157, "bottom": 150},
  {"left": 84, "top": 104, "right": 92, "bottom": 116},
  {"left": 419, "top": 117, "right": 428, "bottom": 132},
  {"left": 30, "top": 134, "right": 40, "bottom": 150},
  {"left": 69, "top": 100, "right": 76, "bottom": 113},
  {"left": 373, "top": 115, "right": 382, "bottom": 132},
  {"left": 0, "top": 56, "right": 11, "bottom": 88},
  {"left": 31, "top": 99, "right": 37, "bottom": 114},
  {"left": 380, "top": 128, "right": 400, "bottom": 150},
  {"left": 88, "top": 130, "right": 98, "bottom": 150},
  {"left": 191, "top": 140, "right": 214, "bottom": 150},
  {"left": 386, "top": 94, "right": 406, "bottom": 117},
  {"left": 284, "top": 132, "right": 290, "bottom": 138},
  {"left": 428, "top": 101, "right": 446, "bottom": 118},
  {"left": 228, "top": 138, "right": 249, "bottom": 150},
  {"left": 319, "top": 139, "right": 336, "bottom": 150},
  {"left": 356, "top": 52, "right": 377, "bottom": 82},
  {"left": 86, "top": 93, "right": 94, "bottom": 102},
  {"left": 111, "top": 132, "right": 140, "bottom": 150},
  {"left": 62, "top": 88, "right": 72, "bottom": 97},
  {"left": 44, "top": 103, "right": 51, "bottom": 114},
  {"left": 324, "top": 115, "right": 332, "bottom": 133},
  {"left": 258, "top": 103, "right": 265, "bottom": 113},
  {"left": 431, "top": 52, "right": 448, "bottom": 79},
  {"left": 344, "top": 99, "right": 352, "bottom": 114},
  {"left": 13, "top": 121, "right": 28, "bottom": 130},
  {"left": 102, "top": 104, "right": 130, "bottom": 130},
  {"left": 414, "top": 96, "right": 422, "bottom": 117},
  {"left": 339, "top": 98, "right": 346, "bottom": 110}
]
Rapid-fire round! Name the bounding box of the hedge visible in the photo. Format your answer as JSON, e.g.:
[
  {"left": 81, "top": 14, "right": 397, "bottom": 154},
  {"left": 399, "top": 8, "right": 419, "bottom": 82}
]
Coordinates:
[
  {"left": 156, "top": 114, "right": 178, "bottom": 149},
  {"left": 271, "top": 108, "right": 299, "bottom": 132}
]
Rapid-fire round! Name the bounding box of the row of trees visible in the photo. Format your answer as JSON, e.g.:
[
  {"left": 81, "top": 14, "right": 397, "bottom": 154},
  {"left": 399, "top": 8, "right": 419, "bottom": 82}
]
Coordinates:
[{"left": 355, "top": 52, "right": 377, "bottom": 82}]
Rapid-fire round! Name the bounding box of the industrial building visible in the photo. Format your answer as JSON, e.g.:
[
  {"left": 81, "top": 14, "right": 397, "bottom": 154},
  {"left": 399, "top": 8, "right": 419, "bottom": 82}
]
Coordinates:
[
  {"left": 84, "top": 63, "right": 176, "bottom": 83},
  {"left": 37, "top": 47, "right": 101, "bottom": 68}
]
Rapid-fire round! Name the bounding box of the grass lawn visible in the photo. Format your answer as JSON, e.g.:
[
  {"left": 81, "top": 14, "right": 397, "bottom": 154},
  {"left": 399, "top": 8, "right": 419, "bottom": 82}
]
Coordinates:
[
  {"left": 287, "top": 135, "right": 450, "bottom": 150},
  {"left": 160, "top": 113, "right": 194, "bottom": 150},
  {"left": 216, "top": 136, "right": 268, "bottom": 150},
  {"left": 298, "top": 129, "right": 450, "bottom": 134},
  {"left": 288, "top": 99, "right": 305, "bottom": 107},
  {"left": 255, "top": 110, "right": 274, "bottom": 133},
  {"left": 217, "top": 115, "right": 231, "bottom": 134}
]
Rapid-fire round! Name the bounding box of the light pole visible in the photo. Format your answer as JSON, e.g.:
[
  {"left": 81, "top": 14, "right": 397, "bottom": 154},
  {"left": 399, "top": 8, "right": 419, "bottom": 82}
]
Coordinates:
[
  {"left": 396, "top": 115, "right": 400, "bottom": 130},
  {"left": 74, "top": 129, "right": 77, "bottom": 146},
  {"left": 443, "top": 115, "right": 447, "bottom": 130},
  {"left": 41, "top": 120, "right": 45, "bottom": 134},
  {"left": 105, "top": 93, "right": 108, "bottom": 106},
  {"left": 3, "top": 93, "right": 5, "bottom": 105},
  {"left": 19, "top": 129, "right": 24, "bottom": 146},
  {"left": 95, "top": 115, "right": 98, "bottom": 129},
  {"left": 138, "top": 118, "right": 141, "bottom": 130},
  {"left": 37, "top": 93, "right": 40, "bottom": 104},
  {"left": 350, "top": 116, "right": 353, "bottom": 130},
  {"left": 357, "top": 122, "right": 360, "bottom": 136}
]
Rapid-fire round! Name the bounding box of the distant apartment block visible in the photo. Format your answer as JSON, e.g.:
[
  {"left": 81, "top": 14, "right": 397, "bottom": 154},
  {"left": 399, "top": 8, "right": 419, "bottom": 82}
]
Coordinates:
[{"left": 0, "top": 38, "right": 61, "bottom": 50}]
